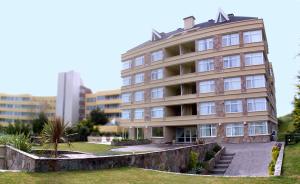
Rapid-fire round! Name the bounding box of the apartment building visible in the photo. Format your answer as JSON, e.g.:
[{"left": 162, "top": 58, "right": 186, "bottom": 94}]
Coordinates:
[
  {"left": 85, "top": 89, "right": 121, "bottom": 123},
  {"left": 120, "top": 10, "right": 277, "bottom": 143},
  {"left": 0, "top": 93, "right": 56, "bottom": 125}
]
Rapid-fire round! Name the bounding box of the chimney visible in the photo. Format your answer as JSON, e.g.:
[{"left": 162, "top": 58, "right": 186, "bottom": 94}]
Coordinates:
[{"left": 183, "top": 16, "right": 195, "bottom": 30}]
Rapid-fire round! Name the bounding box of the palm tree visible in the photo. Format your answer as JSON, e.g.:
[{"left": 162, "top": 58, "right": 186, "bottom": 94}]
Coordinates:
[{"left": 42, "top": 118, "right": 69, "bottom": 158}]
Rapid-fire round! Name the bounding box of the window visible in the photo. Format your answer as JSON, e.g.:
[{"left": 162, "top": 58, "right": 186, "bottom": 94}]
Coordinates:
[
  {"left": 121, "top": 110, "right": 131, "bottom": 120},
  {"left": 134, "top": 56, "right": 144, "bottom": 66},
  {"left": 199, "top": 102, "right": 216, "bottom": 115},
  {"left": 151, "top": 50, "right": 163, "bottom": 62},
  {"left": 224, "top": 77, "right": 241, "bottom": 91},
  {"left": 226, "top": 123, "right": 244, "bottom": 137},
  {"left": 225, "top": 100, "right": 243, "bottom": 113},
  {"left": 249, "top": 121, "right": 268, "bottom": 136},
  {"left": 223, "top": 55, "right": 240, "bottom": 69},
  {"left": 134, "top": 73, "right": 144, "bottom": 84},
  {"left": 134, "top": 109, "right": 144, "bottom": 120},
  {"left": 246, "top": 75, "right": 265, "bottom": 89},
  {"left": 122, "top": 76, "right": 131, "bottom": 86},
  {"left": 199, "top": 80, "right": 215, "bottom": 93},
  {"left": 245, "top": 52, "right": 264, "bottom": 66},
  {"left": 151, "top": 87, "right": 163, "bottom": 99},
  {"left": 87, "top": 98, "right": 96, "bottom": 102},
  {"left": 151, "top": 107, "right": 164, "bottom": 118},
  {"left": 243, "top": 30, "right": 263, "bottom": 44},
  {"left": 97, "top": 96, "right": 105, "bottom": 101},
  {"left": 122, "top": 60, "right": 131, "bottom": 70},
  {"left": 134, "top": 91, "right": 144, "bottom": 102},
  {"left": 197, "top": 38, "right": 213, "bottom": 51},
  {"left": 151, "top": 68, "right": 163, "bottom": 80},
  {"left": 152, "top": 127, "right": 164, "bottom": 137},
  {"left": 222, "top": 33, "right": 239, "bottom": 47},
  {"left": 121, "top": 93, "right": 131, "bottom": 103},
  {"left": 199, "top": 124, "right": 217, "bottom": 137},
  {"left": 198, "top": 59, "right": 214, "bottom": 72},
  {"left": 247, "top": 98, "right": 267, "bottom": 112}
]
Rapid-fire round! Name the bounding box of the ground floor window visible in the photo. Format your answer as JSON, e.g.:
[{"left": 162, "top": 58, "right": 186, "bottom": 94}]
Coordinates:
[
  {"left": 226, "top": 123, "right": 244, "bottom": 137},
  {"left": 248, "top": 121, "right": 268, "bottom": 136},
  {"left": 176, "top": 127, "right": 197, "bottom": 143},
  {"left": 135, "top": 128, "right": 144, "bottom": 140},
  {"left": 199, "top": 124, "right": 217, "bottom": 137},
  {"left": 151, "top": 127, "right": 164, "bottom": 138}
]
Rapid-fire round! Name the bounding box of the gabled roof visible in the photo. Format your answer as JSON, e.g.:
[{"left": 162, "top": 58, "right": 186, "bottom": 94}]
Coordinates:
[{"left": 126, "top": 11, "right": 258, "bottom": 53}]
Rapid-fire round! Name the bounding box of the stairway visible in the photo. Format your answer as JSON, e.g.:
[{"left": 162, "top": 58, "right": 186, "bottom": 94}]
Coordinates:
[{"left": 211, "top": 152, "right": 235, "bottom": 175}]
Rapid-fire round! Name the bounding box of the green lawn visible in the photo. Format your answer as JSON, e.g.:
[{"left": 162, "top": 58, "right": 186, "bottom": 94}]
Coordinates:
[{"left": 0, "top": 143, "right": 299, "bottom": 184}]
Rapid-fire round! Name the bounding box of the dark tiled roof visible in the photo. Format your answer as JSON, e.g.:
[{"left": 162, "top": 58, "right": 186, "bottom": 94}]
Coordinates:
[{"left": 127, "top": 15, "right": 258, "bottom": 53}]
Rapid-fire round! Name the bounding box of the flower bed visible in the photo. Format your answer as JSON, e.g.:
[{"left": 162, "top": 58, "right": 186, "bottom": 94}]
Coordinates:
[
  {"left": 111, "top": 139, "right": 151, "bottom": 146},
  {"left": 268, "top": 143, "right": 282, "bottom": 175}
]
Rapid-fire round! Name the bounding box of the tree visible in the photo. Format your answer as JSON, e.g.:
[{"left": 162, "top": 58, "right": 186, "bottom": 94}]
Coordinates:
[
  {"left": 42, "top": 118, "right": 69, "bottom": 158},
  {"left": 89, "top": 109, "right": 108, "bottom": 125},
  {"left": 292, "top": 74, "right": 300, "bottom": 132},
  {"left": 76, "top": 119, "right": 94, "bottom": 141},
  {"left": 32, "top": 112, "right": 48, "bottom": 135}
]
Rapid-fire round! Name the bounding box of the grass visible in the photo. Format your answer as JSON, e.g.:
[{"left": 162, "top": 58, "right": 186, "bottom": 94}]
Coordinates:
[
  {"left": 0, "top": 142, "right": 299, "bottom": 184},
  {"left": 33, "top": 142, "right": 121, "bottom": 155}
]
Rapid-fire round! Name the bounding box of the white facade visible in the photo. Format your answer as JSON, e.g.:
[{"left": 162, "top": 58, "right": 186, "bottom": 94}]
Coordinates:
[{"left": 56, "top": 71, "right": 83, "bottom": 126}]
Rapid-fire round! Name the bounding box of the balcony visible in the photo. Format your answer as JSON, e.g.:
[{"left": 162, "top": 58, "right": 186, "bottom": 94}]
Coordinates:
[
  {"left": 165, "top": 103, "right": 197, "bottom": 119},
  {"left": 165, "top": 82, "right": 196, "bottom": 98}
]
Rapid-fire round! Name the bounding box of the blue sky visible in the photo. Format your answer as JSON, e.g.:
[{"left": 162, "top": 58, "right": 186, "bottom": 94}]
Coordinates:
[{"left": 0, "top": 0, "right": 299, "bottom": 116}]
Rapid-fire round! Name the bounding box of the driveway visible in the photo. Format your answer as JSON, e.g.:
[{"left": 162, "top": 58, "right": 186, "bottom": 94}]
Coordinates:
[
  {"left": 111, "top": 144, "right": 185, "bottom": 153},
  {"left": 222, "top": 142, "right": 275, "bottom": 176}
]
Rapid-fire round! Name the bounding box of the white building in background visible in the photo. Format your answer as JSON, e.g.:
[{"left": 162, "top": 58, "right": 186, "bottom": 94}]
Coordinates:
[{"left": 56, "top": 71, "right": 91, "bottom": 126}]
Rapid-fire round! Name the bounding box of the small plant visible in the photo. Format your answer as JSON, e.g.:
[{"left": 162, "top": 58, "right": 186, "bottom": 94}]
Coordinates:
[
  {"left": 268, "top": 160, "right": 275, "bottom": 175},
  {"left": 212, "top": 144, "right": 222, "bottom": 153},
  {"left": 188, "top": 151, "right": 199, "bottom": 170},
  {"left": 204, "top": 151, "right": 216, "bottom": 161},
  {"left": 0, "top": 134, "right": 32, "bottom": 152}
]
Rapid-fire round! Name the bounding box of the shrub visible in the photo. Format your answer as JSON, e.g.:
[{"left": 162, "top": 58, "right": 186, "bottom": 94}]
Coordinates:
[
  {"left": 272, "top": 149, "right": 280, "bottom": 161},
  {"left": 212, "top": 144, "right": 222, "bottom": 153},
  {"left": 268, "top": 160, "right": 275, "bottom": 175},
  {"left": 0, "top": 134, "right": 32, "bottom": 152},
  {"left": 188, "top": 151, "right": 199, "bottom": 170},
  {"left": 204, "top": 151, "right": 216, "bottom": 161}
]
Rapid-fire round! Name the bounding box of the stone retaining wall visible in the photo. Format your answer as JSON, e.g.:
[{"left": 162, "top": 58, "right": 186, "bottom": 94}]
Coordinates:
[{"left": 1, "top": 143, "right": 217, "bottom": 172}]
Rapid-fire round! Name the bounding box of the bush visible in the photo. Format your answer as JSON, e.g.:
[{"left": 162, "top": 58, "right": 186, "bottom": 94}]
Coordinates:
[
  {"left": 212, "top": 144, "right": 222, "bottom": 153},
  {"left": 268, "top": 160, "right": 275, "bottom": 175},
  {"left": 204, "top": 151, "right": 216, "bottom": 161},
  {"left": 188, "top": 151, "right": 199, "bottom": 170},
  {"left": 0, "top": 134, "right": 32, "bottom": 152},
  {"left": 272, "top": 149, "right": 280, "bottom": 161}
]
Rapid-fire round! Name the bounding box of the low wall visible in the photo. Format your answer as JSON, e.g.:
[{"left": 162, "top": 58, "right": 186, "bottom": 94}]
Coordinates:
[
  {"left": 1, "top": 143, "right": 217, "bottom": 172},
  {"left": 205, "top": 147, "right": 225, "bottom": 171}
]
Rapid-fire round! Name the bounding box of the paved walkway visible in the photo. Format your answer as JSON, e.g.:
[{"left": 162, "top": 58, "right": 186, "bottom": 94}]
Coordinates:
[
  {"left": 111, "top": 144, "right": 185, "bottom": 153},
  {"left": 222, "top": 142, "right": 275, "bottom": 176}
]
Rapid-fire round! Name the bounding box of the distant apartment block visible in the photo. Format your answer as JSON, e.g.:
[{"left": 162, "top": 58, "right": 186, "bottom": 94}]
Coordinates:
[
  {"left": 0, "top": 93, "right": 55, "bottom": 125},
  {"left": 120, "top": 10, "right": 277, "bottom": 143},
  {"left": 85, "top": 89, "right": 121, "bottom": 123}
]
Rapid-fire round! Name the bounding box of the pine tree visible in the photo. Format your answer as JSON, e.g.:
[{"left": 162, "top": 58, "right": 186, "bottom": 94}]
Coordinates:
[{"left": 292, "top": 74, "right": 300, "bottom": 132}]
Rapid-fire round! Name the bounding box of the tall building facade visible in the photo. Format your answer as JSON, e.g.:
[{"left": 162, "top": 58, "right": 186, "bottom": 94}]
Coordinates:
[
  {"left": 85, "top": 89, "right": 121, "bottom": 123},
  {"left": 120, "top": 10, "right": 277, "bottom": 143},
  {"left": 0, "top": 93, "right": 55, "bottom": 125},
  {"left": 56, "top": 71, "right": 91, "bottom": 125}
]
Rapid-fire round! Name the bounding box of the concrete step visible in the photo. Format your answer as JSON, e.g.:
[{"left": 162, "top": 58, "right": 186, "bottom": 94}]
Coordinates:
[
  {"left": 223, "top": 153, "right": 235, "bottom": 157},
  {"left": 211, "top": 168, "right": 226, "bottom": 174},
  {"left": 218, "top": 159, "right": 231, "bottom": 164},
  {"left": 215, "top": 163, "right": 230, "bottom": 168},
  {"left": 221, "top": 155, "right": 233, "bottom": 160}
]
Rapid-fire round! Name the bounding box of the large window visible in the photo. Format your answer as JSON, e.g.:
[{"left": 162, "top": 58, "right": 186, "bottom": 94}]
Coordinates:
[
  {"left": 134, "top": 56, "right": 144, "bottom": 67},
  {"left": 245, "top": 52, "right": 264, "bottom": 66},
  {"left": 247, "top": 98, "right": 267, "bottom": 112},
  {"left": 198, "top": 59, "right": 214, "bottom": 72},
  {"left": 134, "top": 109, "right": 144, "bottom": 120},
  {"left": 197, "top": 38, "right": 213, "bottom": 51},
  {"left": 121, "top": 93, "right": 131, "bottom": 103},
  {"left": 121, "top": 110, "right": 131, "bottom": 120},
  {"left": 134, "top": 73, "right": 144, "bottom": 84},
  {"left": 223, "top": 55, "right": 240, "bottom": 69},
  {"left": 122, "top": 76, "right": 131, "bottom": 86},
  {"left": 246, "top": 75, "right": 265, "bottom": 89},
  {"left": 122, "top": 60, "right": 131, "bottom": 70},
  {"left": 151, "top": 87, "right": 163, "bottom": 99},
  {"left": 199, "top": 102, "right": 216, "bottom": 115},
  {"left": 222, "top": 33, "right": 239, "bottom": 47},
  {"left": 134, "top": 91, "right": 144, "bottom": 102},
  {"left": 199, "top": 124, "right": 217, "bottom": 137},
  {"left": 248, "top": 121, "right": 268, "bottom": 136},
  {"left": 152, "top": 127, "right": 164, "bottom": 137},
  {"left": 226, "top": 123, "right": 244, "bottom": 137},
  {"left": 151, "top": 68, "right": 163, "bottom": 80},
  {"left": 87, "top": 98, "right": 96, "bottom": 102},
  {"left": 224, "top": 77, "right": 241, "bottom": 91},
  {"left": 151, "top": 107, "right": 164, "bottom": 118},
  {"left": 199, "top": 80, "right": 215, "bottom": 93},
  {"left": 151, "top": 50, "right": 163, "bottom": 62},
  {"left": 225, "top": 100, "right": 243, "bottom": 113},
  {"left": 243, "top": 30, "right": 263, "bottom": 44}
]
